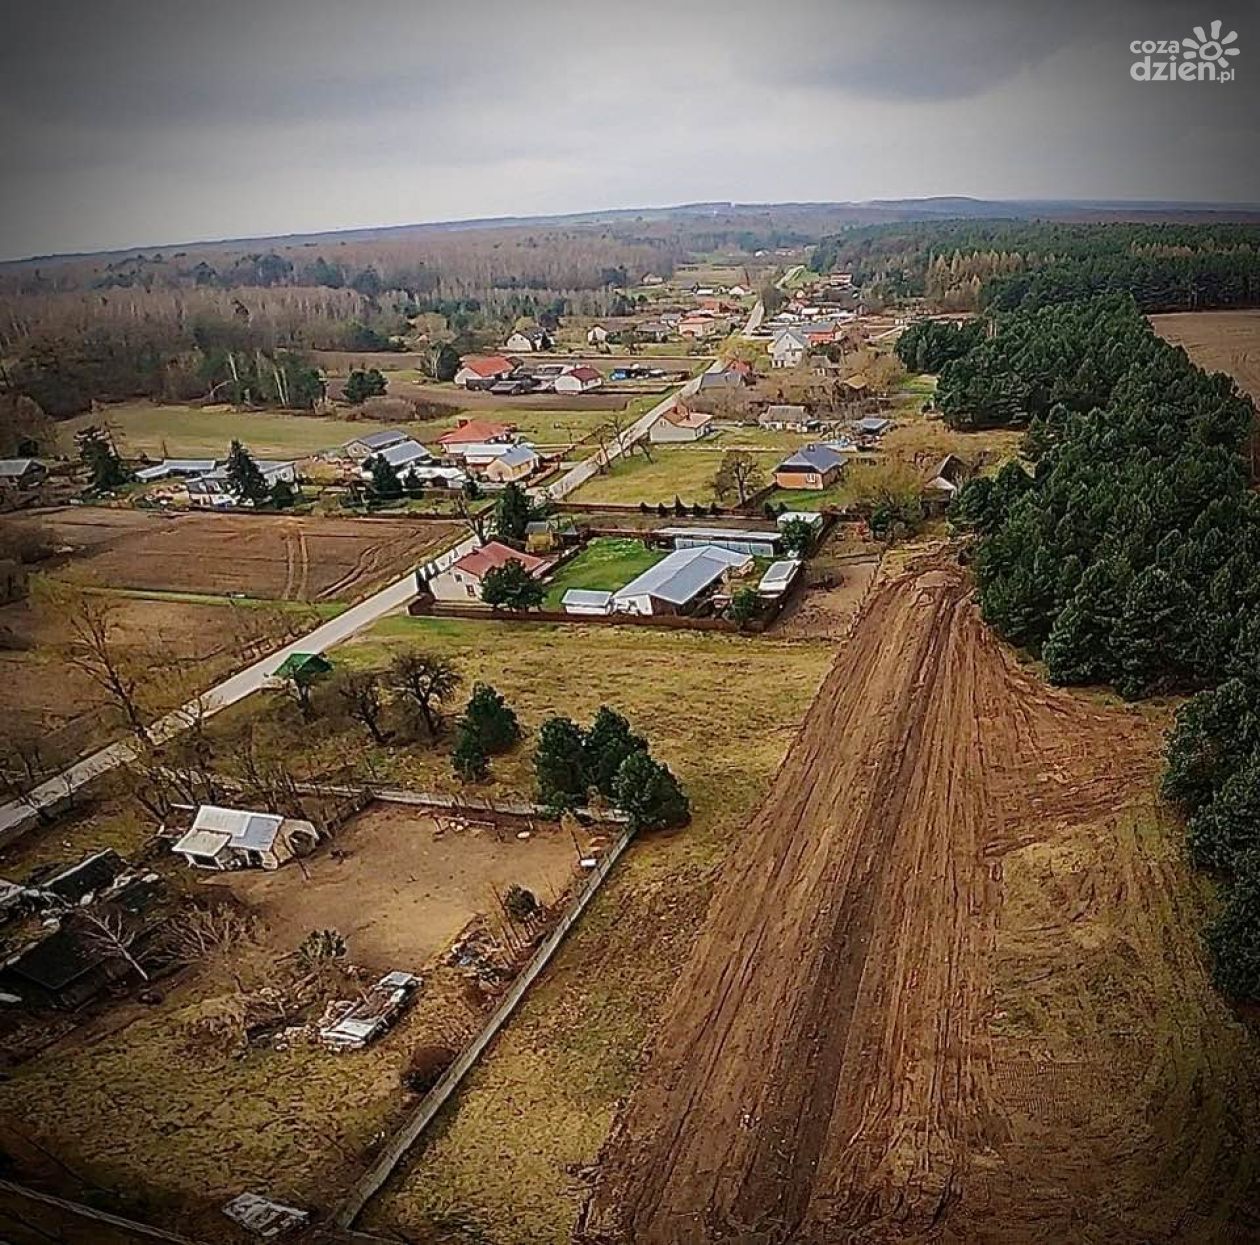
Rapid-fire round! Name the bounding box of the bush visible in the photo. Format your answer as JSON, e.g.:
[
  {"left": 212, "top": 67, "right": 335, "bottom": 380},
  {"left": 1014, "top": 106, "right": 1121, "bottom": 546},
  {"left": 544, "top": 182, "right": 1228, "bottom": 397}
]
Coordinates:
[
  {"left": 402, "top": 1044, "right": 456, "bottom": 1094},
  {"left": 461, "top": 683, "right": 521, "bottom": 754},
  {"left": 613, "top": 750, "right": 690, "bottom": 831},
  {"left": 452, "top": 726, "right": 489, "bottom": 782}
]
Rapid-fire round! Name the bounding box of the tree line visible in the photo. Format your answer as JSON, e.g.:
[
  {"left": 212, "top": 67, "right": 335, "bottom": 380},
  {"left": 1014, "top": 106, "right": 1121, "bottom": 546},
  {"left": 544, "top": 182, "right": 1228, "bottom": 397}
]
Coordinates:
[
  {"left": 813, "top": 220, "right": 1260, "bottom": 313},
  {"left": 944, "top": 292, "right": 1260, "bottom": 997}
]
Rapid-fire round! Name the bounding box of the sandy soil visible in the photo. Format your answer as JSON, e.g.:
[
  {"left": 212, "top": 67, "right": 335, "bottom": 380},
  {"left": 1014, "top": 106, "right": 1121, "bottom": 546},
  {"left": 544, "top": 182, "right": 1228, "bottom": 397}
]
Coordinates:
[
  {"left": 8, "top": 508, "right": 460, "bottom": 602},
  {"left": 209, "top": 806, "right": 588, "bottom": 972},
  {"left": 579, "top": 555, "right": 1260, "bottom": 1244},
  {"left": 1151, "top": 311, "right": 1260, "bottom": 404}
]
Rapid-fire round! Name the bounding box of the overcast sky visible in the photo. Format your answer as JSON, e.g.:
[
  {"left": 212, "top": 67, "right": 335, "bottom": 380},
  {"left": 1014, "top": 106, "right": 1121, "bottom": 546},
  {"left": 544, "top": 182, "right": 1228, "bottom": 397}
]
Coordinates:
[{"left": 0, "top": 0, "right": 1255, "bottom": 260}]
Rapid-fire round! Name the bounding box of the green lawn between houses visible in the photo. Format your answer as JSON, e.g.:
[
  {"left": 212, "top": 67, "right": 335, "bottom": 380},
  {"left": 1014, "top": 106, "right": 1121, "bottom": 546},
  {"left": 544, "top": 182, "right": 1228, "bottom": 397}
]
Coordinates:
[{"left": 542, "top": 537, "right": 666, "bottom": 608}]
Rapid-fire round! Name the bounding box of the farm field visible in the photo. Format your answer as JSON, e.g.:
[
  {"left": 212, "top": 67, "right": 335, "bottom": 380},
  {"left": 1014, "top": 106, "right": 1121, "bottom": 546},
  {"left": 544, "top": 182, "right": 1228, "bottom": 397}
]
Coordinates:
[
  {"left": 58, "top": 403, "right": 390, "bottom": 460},
  {"left": 1150, "top": 310, "right": 1260, "bottom": 403},
  {"left": 6, "top": 508, "right": 461, "bottom": 603},
  {"left": 0, "top": 619, "right": 836, "bottom": 1239},
  {"left": 541, "top": 537, "right": 666, "bottom": 607},
  {"left": 579, "top": 554, "right": 1260, "bottom": 1244},
  {"left": 571, "top": 445, "right": 780, "bottom": 507}
]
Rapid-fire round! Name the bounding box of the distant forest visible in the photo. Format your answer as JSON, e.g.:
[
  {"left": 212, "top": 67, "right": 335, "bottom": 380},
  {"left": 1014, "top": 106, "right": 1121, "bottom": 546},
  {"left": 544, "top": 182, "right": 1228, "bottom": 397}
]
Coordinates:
[{"left": 814, "top": 220, "right": 1260, "bottom": 312}]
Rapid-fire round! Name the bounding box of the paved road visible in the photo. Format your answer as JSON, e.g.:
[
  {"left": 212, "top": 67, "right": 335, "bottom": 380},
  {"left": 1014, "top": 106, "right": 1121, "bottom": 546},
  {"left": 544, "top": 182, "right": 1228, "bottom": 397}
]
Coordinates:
[
  {"left": 0, "top": 534, "right": 479, "bottom": 841},
  {"left": 541, "top": 299, "right": 767, "bottom": 502}
]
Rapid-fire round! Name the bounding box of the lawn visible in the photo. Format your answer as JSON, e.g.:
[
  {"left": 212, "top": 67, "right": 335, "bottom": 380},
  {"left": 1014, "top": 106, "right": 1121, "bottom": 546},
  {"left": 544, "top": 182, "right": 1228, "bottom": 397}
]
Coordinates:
[
  {"left": 572, "top": 445, "right": 780, "bottom": 507},
  {"left": 764, "top": 480, "right": 855, "bottom": 511},
  {"left": 415, "top": 408, "right": 619, "bottom": 448},
  {"left": 60, "top": 403, "right": 399, "bottom": 460},
  {"left": 541, "top": 538, "right": 666, "bottom": 607}
]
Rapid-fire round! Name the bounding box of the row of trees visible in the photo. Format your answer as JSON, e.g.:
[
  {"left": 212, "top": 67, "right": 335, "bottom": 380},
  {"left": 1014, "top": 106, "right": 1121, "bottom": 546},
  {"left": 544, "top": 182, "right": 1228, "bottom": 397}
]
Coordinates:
[
  {"left": 532, "top": 706, "right": 689, "bottom": 829},
  {"left": 812, "top": 220, "right": 1260, "bottom": 314},
  {"left": 946, "top": 293, "right": 1260, "bottom": 996}
]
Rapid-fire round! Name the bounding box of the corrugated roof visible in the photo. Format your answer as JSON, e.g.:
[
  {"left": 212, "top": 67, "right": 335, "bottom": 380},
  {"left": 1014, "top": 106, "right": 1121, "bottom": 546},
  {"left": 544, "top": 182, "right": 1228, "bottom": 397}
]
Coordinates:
[
  {"left": 614, "top": 546, "right": 749, "bottom": 606},
  {"left": 351, "top": 428, "right": 409, "bottom": 451},
  {"left": 493, "top": 444, "right": 538, "bottom": 468},
  {"left": 376, "top": 440, "right": 432, "bottom": 468},
  {"left": 0, "top": 458, "right": 41, "bottom": 478},
  {"left": 188, "top": 805, "right": 284, "bottom": 851}
]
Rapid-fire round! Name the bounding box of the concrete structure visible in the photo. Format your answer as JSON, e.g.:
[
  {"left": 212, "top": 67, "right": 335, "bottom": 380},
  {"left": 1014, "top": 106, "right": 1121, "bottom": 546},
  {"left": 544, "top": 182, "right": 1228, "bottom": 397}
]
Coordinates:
[
  {"left": 613, "top": 545, "right": 751, "bottom": 616},
  {"left": 172, "top": 805, "right": 319, "bottom": 871}
]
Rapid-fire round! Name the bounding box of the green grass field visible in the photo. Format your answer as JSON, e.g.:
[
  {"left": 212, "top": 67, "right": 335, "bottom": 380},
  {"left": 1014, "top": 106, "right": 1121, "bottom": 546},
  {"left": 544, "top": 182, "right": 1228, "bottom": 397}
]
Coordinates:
[
  {"left": 572, "top": 445, "right": 780, "bottom": 507},
  {"left": 60, "top": 403, "right": 402, "bottom": 460},
  {"left": 764, "top": 480, "right": 855, "bottom": 511},
  {"left": 542, "top": 538, "right": 665, "bottom": 607}
]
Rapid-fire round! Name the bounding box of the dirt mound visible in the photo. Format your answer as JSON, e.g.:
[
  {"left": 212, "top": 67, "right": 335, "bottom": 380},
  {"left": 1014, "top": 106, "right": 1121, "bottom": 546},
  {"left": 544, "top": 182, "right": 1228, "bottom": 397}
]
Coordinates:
[{"left": 579, "top": 556, "right": 1260, "bottom": 1243}]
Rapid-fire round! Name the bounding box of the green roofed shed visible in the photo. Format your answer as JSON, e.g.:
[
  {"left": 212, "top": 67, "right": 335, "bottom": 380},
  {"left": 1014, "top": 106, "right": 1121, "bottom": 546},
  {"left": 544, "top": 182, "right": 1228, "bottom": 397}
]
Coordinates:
[{"left": 274, "top": 652, "right": 333, "bottom": 680}]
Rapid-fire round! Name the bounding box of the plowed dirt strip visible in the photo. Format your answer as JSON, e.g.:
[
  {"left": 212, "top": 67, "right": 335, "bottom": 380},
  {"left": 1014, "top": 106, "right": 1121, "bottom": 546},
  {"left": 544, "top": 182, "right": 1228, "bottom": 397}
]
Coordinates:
[{"left": 579, "top": 557, "right": 1175, "bottom": 1245}]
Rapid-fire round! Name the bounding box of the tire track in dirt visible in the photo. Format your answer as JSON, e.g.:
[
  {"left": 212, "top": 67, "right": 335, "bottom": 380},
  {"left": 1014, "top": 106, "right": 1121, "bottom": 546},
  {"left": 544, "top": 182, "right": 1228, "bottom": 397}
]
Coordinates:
[{"left": 578, "top": 554, "right": 1217, "bottom": 1245}]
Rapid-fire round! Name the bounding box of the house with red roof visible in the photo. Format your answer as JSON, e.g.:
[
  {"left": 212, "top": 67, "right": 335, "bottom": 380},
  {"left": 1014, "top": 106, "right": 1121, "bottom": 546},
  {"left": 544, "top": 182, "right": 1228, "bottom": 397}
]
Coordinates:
[
  {"left": 553, "top": 365, "right": 603, "bottom": 394},
  {"left": 454, "top": 355, "right": 518, "bottom": 388},
  {"left": 426, "top": 541, "right": 550, "bottom": 603},
  {"left": 436, "top": 417, "right": 518, "bottom": 449}
]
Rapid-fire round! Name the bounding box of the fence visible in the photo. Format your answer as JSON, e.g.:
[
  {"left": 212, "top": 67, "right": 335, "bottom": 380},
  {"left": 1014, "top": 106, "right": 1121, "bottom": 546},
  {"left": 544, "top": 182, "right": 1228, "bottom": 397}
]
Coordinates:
[
  {"left": 409, "top": 599, "right": 753, "bottom": 633},
  {"left": 333, "top": 817, "right": 639, "bottom": 1228}
]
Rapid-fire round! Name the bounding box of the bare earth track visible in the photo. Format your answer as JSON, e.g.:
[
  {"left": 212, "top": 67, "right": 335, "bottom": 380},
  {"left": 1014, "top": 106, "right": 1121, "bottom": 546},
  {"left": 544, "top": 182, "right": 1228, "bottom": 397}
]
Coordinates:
[{"left": 580, "top": 555, "right": 1260, "bottom": 1245}]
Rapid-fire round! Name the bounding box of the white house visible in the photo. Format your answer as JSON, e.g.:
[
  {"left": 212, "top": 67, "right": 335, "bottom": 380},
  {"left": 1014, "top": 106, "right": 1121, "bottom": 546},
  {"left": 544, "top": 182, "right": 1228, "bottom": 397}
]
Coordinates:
[
  {"left": 770, "top": 328, "right": 809, "bottom": 368},
  {"left": 172, "top": 805, "right": 319, "bottom": 871},
  {"left": 481, "top": 444, "right": 539, "bottom": 483},
  {"left": 553, "top": 366, "right": 603, "bottom": 394},
  {"left": 649, "top": 405, "right": 714, "bottom": 444},
  {"left": 759, "top": 405, "right": 811, "bottom": 432},
  {"left": 504, "top": 327, "right": 551, "bottom": 353},
  {"left": 427, "top": 541, "right": 549, "bottom": 603},
  {"left": 586, "top": 325, "right": 610, "bottom": 345},
  {"left": 454, "top": 356, "right": 516, "bottom": 388},
  {"left": 612, "top": 545, "right": 751, "bottom": 616}
]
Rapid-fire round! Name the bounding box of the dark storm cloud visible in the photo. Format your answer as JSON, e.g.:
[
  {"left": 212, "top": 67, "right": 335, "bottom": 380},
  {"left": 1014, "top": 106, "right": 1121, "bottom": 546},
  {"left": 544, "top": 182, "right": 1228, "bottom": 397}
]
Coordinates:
[{"left": 0, "top": 0, "right": 1255, "bottom": 259}]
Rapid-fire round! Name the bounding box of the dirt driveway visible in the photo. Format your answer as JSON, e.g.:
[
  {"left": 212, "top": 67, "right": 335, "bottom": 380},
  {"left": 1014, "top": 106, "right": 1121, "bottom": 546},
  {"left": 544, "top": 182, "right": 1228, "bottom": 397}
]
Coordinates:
[{"left": 580, "top": 555, "right": 1260, "bottom": 1244}]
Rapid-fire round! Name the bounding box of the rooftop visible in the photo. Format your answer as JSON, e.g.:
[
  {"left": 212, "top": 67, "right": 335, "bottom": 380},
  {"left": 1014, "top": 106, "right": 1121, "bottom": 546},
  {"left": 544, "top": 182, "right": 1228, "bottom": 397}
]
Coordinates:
[
  {"left": 437, "top": 418, "right": 516, "bottom": 445},
  {"left": 614, "top": 545, "right": 749, "bottom": 607},
  {"left": 778, "top": 443, "right": 847, "bottom": 474},
  {"left": 452, "top": 541, "right": 548, "bottom": 580},
  {"left": 350, "top": 428, "right": 409, "bottom": 451}
]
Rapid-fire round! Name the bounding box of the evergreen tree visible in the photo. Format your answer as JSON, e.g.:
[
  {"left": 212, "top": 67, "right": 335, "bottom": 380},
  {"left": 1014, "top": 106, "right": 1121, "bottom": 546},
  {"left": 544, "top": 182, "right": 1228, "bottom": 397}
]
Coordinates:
[
  {"left": 368, "top": 454, "right": 402, "bottom": 498},
  {"left": 533, "top": 716, "right": 589, "bottom": 811},
  {"left": 269, "top": 477, "right": 297, "bottom": 508},
  {"left": 460, "top": 683, "right": 520, "bottom": 754},
  {"left": 224, "top": 439, "right": 268, "bottom": 504},
  {"left": 431, "top": 343, "right": 461, "bottom": 382},
  {"left": 582, "top": 706, "right": 646, "bottom": 799},
  {"left": 612, "top": 750, "right": 690, "bottom": 831},
  {"left": 345, "top": 368, "right": 388, "bottom": 404},
  {"left": 452, "top": 725, "right": 489, "bottom": 782},
  {"left": 494, "top": 482, "right": 534, "bottom": 543},
  {"left": 75, "top": 425, "right": 132, "bottom": 491},
  {"left": 480, "top": 560, "right": 545, "bottom": 612}
]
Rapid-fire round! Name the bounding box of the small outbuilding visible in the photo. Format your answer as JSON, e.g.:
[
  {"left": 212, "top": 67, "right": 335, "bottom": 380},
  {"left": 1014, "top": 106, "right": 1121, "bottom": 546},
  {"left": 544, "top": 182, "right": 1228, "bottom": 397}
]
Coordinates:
[
  {"left": 757, "top": 558, "right": 803, "bottom": 598},
  {"left": 344, "top": 428, "right": 411, "bottom": 461},
  {"left": 561, "top": 588, "right": 614, "bottom": 616},
  {"left": 773, "top": 443, "right": 847, "bottom": 491},
  {"left": 172, "top": 805, "right": 319, "bottom": 872},
  {"left": 657, "top": 526, "right": 781, "bottom": 558}
]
